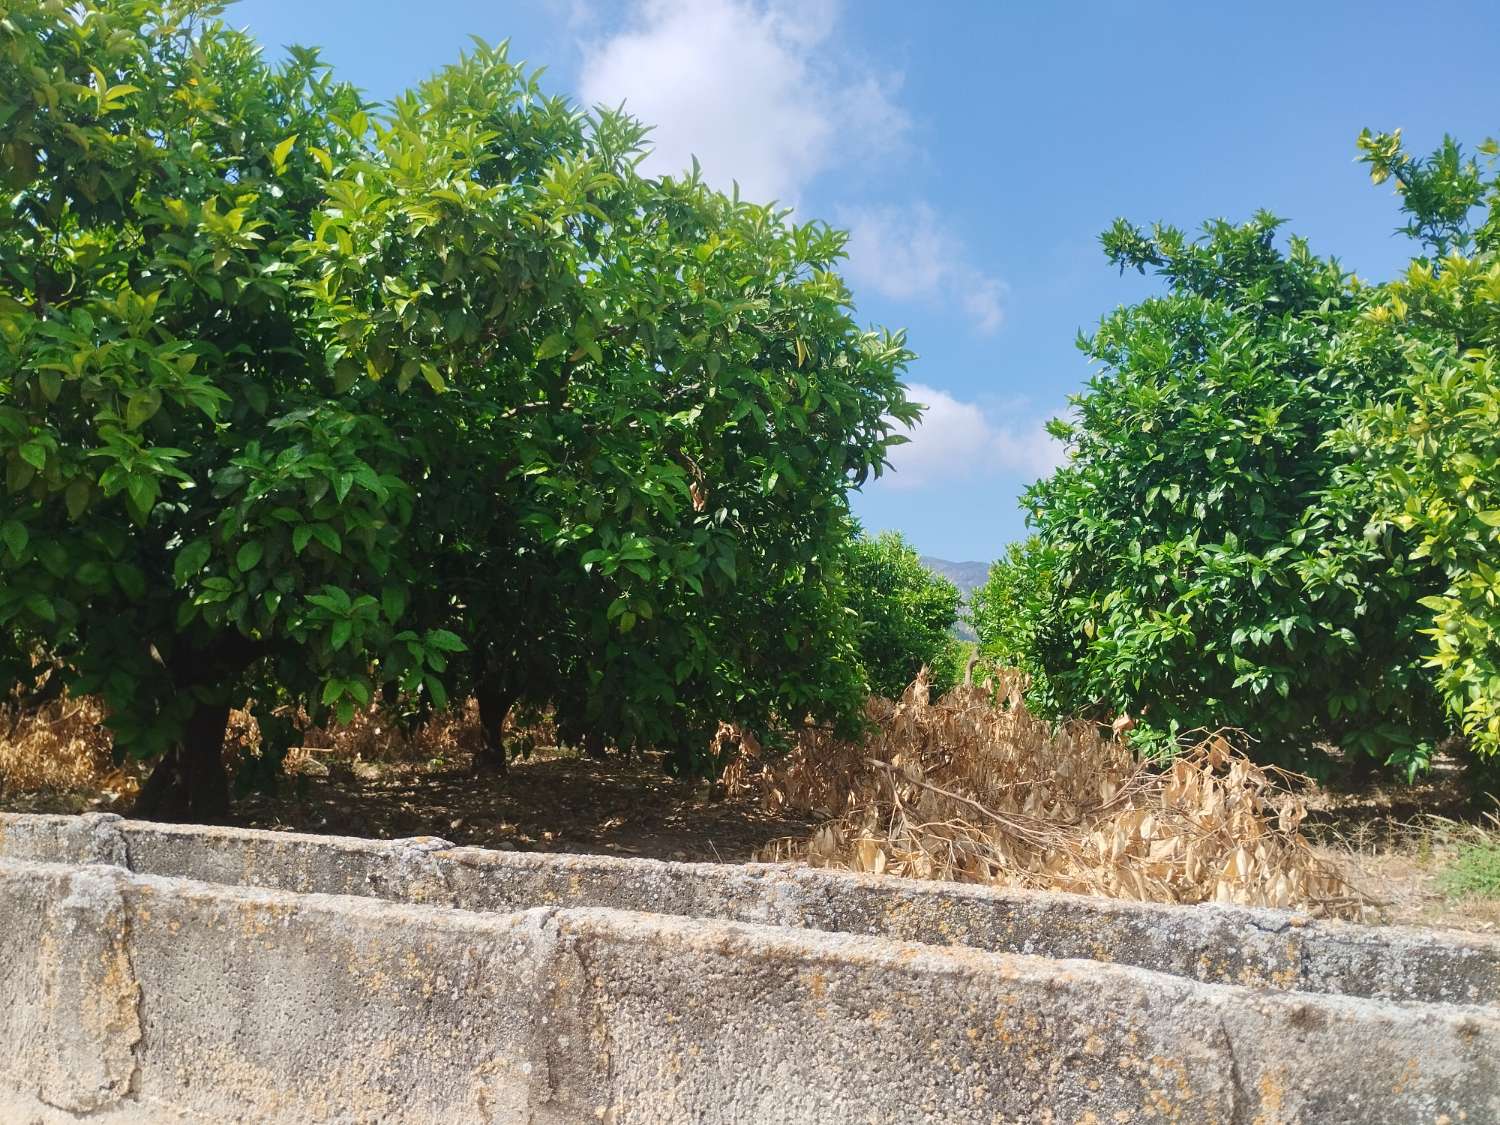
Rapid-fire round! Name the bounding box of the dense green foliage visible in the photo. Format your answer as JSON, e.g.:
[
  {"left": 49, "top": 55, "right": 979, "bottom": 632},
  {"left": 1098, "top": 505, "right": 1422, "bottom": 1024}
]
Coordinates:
[
  {"left": 1005, "top": 212, "right": 1444, "bottom": 768},
  {"left": 0, "top": 0, "right": 916, "bottom": 814},
  {"left": 843, "top": 531, "right": 962, "bottom": 699},
  {"left": 968, "top": 535, "right": 1064, "bottom": 712},
  {"left": 1337, "top": 131, "right": 1500, "bottom": 758},
  {"left": 976, "top": 129, "right": 1500, "bottom": 775}
]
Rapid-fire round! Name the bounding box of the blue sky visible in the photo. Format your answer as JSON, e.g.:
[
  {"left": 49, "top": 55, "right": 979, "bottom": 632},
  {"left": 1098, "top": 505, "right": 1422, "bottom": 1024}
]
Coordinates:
[{"left": 232, "top": 0, "right": 1500, "bottom": 562}]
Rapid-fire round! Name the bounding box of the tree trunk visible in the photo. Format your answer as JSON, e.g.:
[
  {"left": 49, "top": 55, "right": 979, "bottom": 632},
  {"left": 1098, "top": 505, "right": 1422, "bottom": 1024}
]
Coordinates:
[
  {"left": 582, "top": 729, "right": 608, "bottom": 761},
  {"left": 132, "top": 634, "right": 257, "bottom": 824},
  {"left": 474, "top": 679, "right": 518, "bottom": 775},
  {"left": 132, "top": 699, "right": 232, "bottom": 823}
]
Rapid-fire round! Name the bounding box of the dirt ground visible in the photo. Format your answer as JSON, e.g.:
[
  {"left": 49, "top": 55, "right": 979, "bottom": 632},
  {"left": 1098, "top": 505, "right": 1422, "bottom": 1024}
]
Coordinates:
[
  {"left": 1301, "top": 765, "right": 1500, "bottom": 932},
  {"left": 245, "top": 750, "right": 827, "bottom": 862},
  {"left": 8, "top": 747, "right": 822, "bottom": 865}
]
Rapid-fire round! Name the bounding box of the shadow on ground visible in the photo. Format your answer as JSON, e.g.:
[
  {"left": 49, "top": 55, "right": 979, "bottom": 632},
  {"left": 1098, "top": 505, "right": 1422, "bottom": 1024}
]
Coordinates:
[{"left": 231, "top": 751, "right": 819, "bottom": 863}]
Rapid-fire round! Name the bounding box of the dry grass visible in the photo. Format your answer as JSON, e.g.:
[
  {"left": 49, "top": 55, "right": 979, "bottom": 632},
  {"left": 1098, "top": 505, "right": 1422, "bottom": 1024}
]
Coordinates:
[
  {"left": 0, "top": 689, "right": 807, "bottom": 864},
  {"left": 0, "top": 694, "right": 133, "bottom": 807},
  {"left": 270, "top": 700, "right": 492, "bottom": 773},
  {"left": 0, "top": 690, "right": 528, "bottom": 810},
  {"left": 1321, "top": 810, "right": 1500, "bottom": 932},
  {"left": 721, "top": 669, "right": 1358, "bottom": 917}
]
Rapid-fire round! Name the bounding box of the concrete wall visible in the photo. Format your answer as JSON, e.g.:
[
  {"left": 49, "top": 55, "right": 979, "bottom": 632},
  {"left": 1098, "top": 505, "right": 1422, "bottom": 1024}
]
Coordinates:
[
  {"left": 3, "top": 811, "right": 1498, "bottom": 1005},
  {"left": 2, "top": 854, "right": 1497, "bottom": 1123}
]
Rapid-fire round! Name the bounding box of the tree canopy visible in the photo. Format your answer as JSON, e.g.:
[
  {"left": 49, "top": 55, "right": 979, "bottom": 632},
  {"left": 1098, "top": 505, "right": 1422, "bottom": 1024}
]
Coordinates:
[
  {"left": 842, "top": 530, "right": 962, "bottom": 699},
  {"left": 1336, "top": 130, "right": 1500, "bottom": 760},
  {"left": 975, "top": 130, "right": 1500, "bottom": 778},
  {"left": 0, "top": 0, "right": 918, "bottom": 816}
]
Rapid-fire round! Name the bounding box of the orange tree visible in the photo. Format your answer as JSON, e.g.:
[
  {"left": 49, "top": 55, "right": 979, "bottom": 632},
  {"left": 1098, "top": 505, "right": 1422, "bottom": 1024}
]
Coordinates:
[
  {"left": 1337, "top": 131, "right": 1500, "bottom": 765},
  {"left": 0, "top": 1, "right": 916, "bottom": 815},
  {"left": 976, "top": 211, "right": 1447, "bottom": 774},
  {"left": 841, "top": 530, "right": 961, "bottom": 699}
]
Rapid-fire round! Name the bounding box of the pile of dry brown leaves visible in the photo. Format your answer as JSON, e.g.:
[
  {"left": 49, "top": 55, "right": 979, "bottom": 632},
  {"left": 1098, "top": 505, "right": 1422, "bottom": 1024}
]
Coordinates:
[{"left": 721, "top": 669, "right": 1359, "bottom": 916}]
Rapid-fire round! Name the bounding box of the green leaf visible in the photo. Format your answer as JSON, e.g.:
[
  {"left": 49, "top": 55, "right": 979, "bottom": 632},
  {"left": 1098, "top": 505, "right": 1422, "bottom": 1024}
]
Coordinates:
[
  {"left": 125, "top": 390, "right": 161, "bottom": 430},
  {"left": 76, "top": 561, "right": 110, "bottom": 586},
  {"left": 126, "top": 475, "right": 158, "bottom": 519},
  {"left": 6, "top": 457, "right": 35, "bottom": 493},
  {"left": 113, "top": 562, "right": 146, "bottom": 601},
  {"left": 311, "top": 524, "right": 341, "bottom": 554},
  {"left": 271, "top": 133, "right": 297, "bottom": 172},
  {"left": 18, "top": 441, "right": 47, "bottom": 471},
  {"left": 426, "top": 628, "right": 467, "bottom": 653},
  {"left": 333, "top": 359, "right": 359, "bottom": 394},
  {"left": 0, "top": 520, "right": 27, "bottom": 560},
  {"left": 236, "top": 541, "right": 264, "bottom": 572},
  {"left": 24, "top": 593, "right": 54, "bottom": 622},
  {"left": 381, "top": 584, "right": 407, "bottom": 623},
  {"left": 65, "top": 478, "right": 91, "bottom": 520},
  {"left": 174, "top": 539, "right": 212, "bottom": 586}
]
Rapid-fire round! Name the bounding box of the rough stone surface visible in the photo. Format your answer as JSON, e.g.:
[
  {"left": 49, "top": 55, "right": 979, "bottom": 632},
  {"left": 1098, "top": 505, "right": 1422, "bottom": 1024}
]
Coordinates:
[
  {"left": 0, "top": 853, "right": 1497, "bottom": 1123},
  {"left": 3, "top": 811, "right": 1497, "bottom": 1004}
]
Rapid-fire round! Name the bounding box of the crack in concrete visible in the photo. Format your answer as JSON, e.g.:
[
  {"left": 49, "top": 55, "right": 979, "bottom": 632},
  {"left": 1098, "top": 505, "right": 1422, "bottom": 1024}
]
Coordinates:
[
  {"left": 1219, "top": 1014, "right": 1253, "bottom": 1125},
  {"left": 117, "top": 881, "right": 145, "bottom": 1107}
]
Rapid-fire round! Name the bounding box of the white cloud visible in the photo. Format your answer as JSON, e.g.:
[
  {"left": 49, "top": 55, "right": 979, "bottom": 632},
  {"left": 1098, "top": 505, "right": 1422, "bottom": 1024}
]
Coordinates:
[
  {"left": 839, "top": 203, "right": 1006, "bottom": 334},
  {"left": 576, "top": 0, "right": 906, "bottom": 204},
  {"left": 884, "top": 383, "right": 1067, "bottom": 490}
]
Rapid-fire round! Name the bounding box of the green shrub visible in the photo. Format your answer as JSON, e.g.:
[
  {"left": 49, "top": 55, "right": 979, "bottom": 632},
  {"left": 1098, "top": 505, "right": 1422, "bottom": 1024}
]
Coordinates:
[
  {"left": 978, "top": 131, "right": 1500, "bottom": 778},
  {"left": 969, "top": 536, "right": 1066, "bottom": 714}
]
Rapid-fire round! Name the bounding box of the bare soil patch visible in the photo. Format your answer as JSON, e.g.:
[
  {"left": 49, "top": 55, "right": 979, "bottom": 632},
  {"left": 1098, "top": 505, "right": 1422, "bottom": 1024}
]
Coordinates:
[
  {"left": 1302, "top": 768, "right": 1500, "bottom": 933},
  {"left": 11, "top": 746, "right": 820, "bottom": 865},
  {"left": 244, "top": 750, "right": 822, "bottom": 862}
]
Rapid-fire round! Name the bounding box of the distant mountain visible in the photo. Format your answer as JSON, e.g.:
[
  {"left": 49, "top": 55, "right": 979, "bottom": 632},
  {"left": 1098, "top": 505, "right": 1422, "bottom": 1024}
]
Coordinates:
[
  {"left": 920, "top": 557, "right": 990, "bottom": 594},
  {"left": 920, "top": 557, "right": 991, "bottom": 642}
]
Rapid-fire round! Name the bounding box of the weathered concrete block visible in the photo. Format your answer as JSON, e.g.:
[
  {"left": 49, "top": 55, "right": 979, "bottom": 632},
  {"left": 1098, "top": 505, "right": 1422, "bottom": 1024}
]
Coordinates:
[
  {"left": 4, "top": 812, "right": 1497, "bottom": 1004},
  {"left": 0, "top": 860, "right": 143, "bottom": 1115},
  {"left": 0, "top": 855, "right": 1496, "bottom": 1123},
  {"left": 1, "top": 860, "right": 557, "bottom": 1122},
  {"left": 542, "top": 908, "right": 1500, "bottom": 1124}
]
